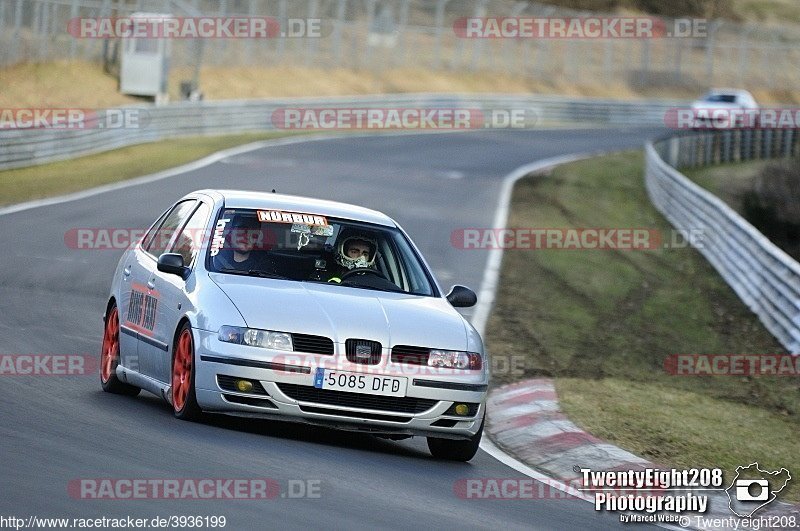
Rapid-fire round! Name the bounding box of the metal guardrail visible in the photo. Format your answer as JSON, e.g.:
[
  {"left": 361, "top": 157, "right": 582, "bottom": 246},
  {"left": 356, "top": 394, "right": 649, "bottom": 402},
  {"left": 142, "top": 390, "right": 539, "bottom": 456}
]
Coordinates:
[
  {"left": 0, "top": 93, "right": 684, "bottom": 170},
  {"left": 646, "top": 129, "right": 800, "bottom": 353}
]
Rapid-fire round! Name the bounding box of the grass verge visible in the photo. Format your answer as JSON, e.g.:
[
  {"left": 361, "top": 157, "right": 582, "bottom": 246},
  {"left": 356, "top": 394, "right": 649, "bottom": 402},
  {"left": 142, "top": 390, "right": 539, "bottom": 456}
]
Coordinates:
[
  {"left": 485, "top": 151, "right": 799, "bottom": 501},
  {"left": 0, "top": 132, "right": 297, "bottom": 207},
  {"left": 683, "top": 159, "right": 773, "bottom": 216}
]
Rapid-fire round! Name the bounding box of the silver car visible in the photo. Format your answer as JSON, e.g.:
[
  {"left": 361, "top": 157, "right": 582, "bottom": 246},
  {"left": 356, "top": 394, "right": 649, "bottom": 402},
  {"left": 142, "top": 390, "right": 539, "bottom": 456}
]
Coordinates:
[
  {"left": 101, "top": 190, "right": 488, "bottom": 461},
  {"left": 690, "top": 88, "right": 759, "bottom": 128}
]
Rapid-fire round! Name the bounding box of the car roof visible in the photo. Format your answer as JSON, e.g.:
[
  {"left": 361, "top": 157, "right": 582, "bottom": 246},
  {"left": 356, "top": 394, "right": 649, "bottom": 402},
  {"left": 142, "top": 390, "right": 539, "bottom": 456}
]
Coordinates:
[{"left": 195, "top": 189, "right": 396, "bottom": 227}]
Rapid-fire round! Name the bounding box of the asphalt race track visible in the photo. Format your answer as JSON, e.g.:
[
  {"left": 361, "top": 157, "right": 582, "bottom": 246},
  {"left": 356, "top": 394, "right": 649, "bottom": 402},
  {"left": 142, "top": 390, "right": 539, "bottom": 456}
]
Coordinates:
[{"left": 0, "top": 128, "right": 664, "bottom": 530}]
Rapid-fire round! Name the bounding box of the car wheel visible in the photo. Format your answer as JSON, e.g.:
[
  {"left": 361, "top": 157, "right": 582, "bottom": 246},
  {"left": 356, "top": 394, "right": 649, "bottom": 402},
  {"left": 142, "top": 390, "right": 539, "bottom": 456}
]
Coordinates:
[
  {"left": 172, "top": 322, "right": 202, "bottom": 421},
  {"left": 427, "top": 417, "right": 484, "bottom": 462},
  {"left": 100, "top": 304, "right": 140, "bottom": 396}
]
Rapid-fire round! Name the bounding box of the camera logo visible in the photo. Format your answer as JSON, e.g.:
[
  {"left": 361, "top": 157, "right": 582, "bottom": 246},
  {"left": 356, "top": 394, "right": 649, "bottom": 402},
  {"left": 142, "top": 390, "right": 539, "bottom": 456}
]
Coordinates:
[
  {"left": 725, "top": 463, "right": 791, "bottom": 517},
  {"left": 735, "top": 479, "right": 769, "bottom": 501}
]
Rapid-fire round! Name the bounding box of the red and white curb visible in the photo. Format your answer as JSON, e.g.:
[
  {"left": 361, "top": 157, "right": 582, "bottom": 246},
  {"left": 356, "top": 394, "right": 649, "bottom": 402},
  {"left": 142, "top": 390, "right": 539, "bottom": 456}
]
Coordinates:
[
  {"left": 487, "top": 379, "right": 654, "bottom": 482},
  {"left": 485, "top": 379, "right": 799, "bottom": 531}
]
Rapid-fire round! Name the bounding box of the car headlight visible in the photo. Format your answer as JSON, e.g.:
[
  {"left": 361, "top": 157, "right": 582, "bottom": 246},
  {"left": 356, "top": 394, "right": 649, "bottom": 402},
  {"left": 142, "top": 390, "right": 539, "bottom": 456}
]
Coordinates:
[
  {"left": 427, "top": 349, "right": 482, "bottom": 370},
  {"left": 218, "top": 325, "right": 293, "bottom": 351}
]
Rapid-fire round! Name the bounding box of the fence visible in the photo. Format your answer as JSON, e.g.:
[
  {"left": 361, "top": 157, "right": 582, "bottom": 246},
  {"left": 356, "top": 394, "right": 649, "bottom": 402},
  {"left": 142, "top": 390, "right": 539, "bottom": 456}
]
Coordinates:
[
  {"left": 1, "top": 0, "right": 799, "bottom": 91},
  {"left": 647, "top": 130, "right": 800, "bottom": 353},
  {"left": 0, "top": 92, "right": 685, "bottom": 170}
]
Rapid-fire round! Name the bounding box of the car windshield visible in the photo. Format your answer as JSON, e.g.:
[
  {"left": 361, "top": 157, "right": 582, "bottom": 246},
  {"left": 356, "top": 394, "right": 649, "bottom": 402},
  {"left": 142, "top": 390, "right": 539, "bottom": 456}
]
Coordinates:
[
  {"left": 704, "top": 93, "right": 737, "bottom": 103},
  {"left": 206, "top": 208, "right": 436, "bottom": 296}
]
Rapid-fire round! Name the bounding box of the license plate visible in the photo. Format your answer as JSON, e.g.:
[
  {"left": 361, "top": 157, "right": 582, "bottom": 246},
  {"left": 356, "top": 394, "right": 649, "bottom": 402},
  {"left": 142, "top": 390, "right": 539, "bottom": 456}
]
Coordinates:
[{"left": 313, "top": 368, "right": 407, "bottom": 397}]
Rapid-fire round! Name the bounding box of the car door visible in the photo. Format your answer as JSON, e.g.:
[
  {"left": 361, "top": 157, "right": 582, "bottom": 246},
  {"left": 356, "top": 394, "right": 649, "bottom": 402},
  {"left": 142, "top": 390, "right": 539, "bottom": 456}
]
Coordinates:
[
  {"left": 134, "top": 199, "right": 197, "bottom": 382},
  {"left": 147, "top": 200, "right": 212, "bottom": 383},
  {"left": 118, "top": 207, "right": 170, "bottom": 375}
]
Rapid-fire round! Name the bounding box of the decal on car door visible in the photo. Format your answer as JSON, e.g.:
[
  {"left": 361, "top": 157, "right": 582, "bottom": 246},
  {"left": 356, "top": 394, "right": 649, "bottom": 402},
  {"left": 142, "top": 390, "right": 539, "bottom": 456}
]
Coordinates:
[{"left": 126, "top": 283, "right": 159, "bottom": 335}]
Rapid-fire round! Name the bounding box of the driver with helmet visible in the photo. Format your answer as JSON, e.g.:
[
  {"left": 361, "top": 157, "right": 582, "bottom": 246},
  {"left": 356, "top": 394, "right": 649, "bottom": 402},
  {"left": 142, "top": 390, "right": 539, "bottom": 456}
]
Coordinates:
[{"left": 326, "top": 234, "right": 378, "bottom": 283}]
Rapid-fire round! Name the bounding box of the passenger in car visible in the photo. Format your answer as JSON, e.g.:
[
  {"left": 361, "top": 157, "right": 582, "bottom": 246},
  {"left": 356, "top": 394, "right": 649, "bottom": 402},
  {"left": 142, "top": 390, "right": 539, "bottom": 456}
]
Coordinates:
[{"left": 212, "top": 215, "right": 269, "bottom": 272}]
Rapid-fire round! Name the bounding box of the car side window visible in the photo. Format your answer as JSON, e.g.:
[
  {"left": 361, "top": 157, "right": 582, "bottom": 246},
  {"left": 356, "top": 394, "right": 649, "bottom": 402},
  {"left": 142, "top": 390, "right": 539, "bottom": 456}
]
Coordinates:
[
  {"left": 144, "top": 200, "right": 197, "bottom": 257},
  {"left": 140, "top": 208, "right": 170, "bottom": 251},
  {"left": 169, "top": 202, "right": 212, "bottom": 267}
]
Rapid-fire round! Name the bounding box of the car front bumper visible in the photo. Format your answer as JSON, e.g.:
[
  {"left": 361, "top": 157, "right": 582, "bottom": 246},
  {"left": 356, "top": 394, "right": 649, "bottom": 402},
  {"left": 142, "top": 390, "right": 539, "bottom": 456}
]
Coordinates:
[{"left": 192, "top": 330, "right": 488, "bottom": 440}]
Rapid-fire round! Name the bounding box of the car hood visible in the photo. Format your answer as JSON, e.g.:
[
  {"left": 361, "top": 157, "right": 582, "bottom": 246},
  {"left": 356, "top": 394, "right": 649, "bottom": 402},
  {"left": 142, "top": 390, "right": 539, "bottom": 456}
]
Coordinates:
[{"left": 209, "top": 274, "right": 469, "bottom": 351}]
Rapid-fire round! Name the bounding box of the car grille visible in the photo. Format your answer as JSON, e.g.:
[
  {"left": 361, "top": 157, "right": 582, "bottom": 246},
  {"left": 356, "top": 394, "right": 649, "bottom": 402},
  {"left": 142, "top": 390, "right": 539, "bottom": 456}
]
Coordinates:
[
  {"left": 292, "top": 333, "right": 334, "bottom": 355},
  {"left": 345, "top": 338, "right": 381, "bottom": 365},
  {"left": 391, "top": 345, "right": 430, "bottom": 365},
  {"left": 276, "top": 383, "right": 438, "bottom": 414}
]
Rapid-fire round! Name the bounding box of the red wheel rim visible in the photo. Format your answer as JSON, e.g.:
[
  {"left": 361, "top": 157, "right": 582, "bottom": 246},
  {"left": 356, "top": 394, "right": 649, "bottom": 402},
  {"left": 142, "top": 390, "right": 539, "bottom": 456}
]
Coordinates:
[
  {"left": 172, "top": 329, "right": 193, "bottom": 412},
  {"left": 101, "top": 307, "right": 119, "bottom": 383}
]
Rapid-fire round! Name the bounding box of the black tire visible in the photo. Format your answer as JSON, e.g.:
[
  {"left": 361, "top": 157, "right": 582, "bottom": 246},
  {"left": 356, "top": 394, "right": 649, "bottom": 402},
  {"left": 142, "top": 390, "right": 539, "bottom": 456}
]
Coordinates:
[
  {"left": 171, "top": 322, "right": 202, "bottom": 421},
  {"left": 427, "top": 417, "right": 484, "bottom": 462},
  {"left": 100, "top": 303, "right": 140, "bottom": 396}
]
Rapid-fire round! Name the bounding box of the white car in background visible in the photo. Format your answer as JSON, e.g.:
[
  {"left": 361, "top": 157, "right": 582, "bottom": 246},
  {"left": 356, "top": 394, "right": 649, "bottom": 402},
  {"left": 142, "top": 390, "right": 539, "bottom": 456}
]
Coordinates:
[{"left": 690, "top": 88, "right": 759, "bottom": 128}]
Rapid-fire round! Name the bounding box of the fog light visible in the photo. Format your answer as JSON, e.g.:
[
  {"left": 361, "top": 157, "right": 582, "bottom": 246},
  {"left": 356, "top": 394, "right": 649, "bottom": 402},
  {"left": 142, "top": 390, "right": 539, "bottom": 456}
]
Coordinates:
[
  {"left": 454, "top": 404, "right": 469, "bottom": 416},
  {"left": 235, "top": 379, "right": 254, "bottom": 393}
]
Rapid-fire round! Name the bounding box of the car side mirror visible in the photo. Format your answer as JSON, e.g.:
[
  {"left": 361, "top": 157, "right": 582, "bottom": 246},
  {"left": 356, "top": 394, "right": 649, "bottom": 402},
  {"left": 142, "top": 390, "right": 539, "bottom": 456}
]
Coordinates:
[
  {"left": 446, "top": 285, "right": 477, "bottom": 308},
  {"left": 157, "top": 253, "right": 189, "bottom": 280}
]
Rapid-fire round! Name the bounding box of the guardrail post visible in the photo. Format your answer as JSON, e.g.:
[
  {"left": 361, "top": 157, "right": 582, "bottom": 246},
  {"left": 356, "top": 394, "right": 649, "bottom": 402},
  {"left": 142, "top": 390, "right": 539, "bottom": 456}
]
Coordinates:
[
  {"left": 743, "top": 128, "right": 753, "bottom": 160},
  {"left": 668, "top": 136, "right": 679, "bottom": 167},
  {"left": 785, "top": 129, "right": 796, "bottom": 158},
  {"left": 722, "top": 130, "right": 732, "bottom": 163},
  {"left": 762, "top": 129, "right": 772, "bottom": 159},
  {"left": 732, "top": 129, "right": 741, "bottom": 162}
]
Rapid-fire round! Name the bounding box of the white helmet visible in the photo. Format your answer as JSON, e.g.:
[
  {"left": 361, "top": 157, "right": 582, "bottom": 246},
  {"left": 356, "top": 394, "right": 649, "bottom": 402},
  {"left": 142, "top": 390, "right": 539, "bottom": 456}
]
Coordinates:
[{"left": 336, "top": 235, "right": 377, "bottom": 270}]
